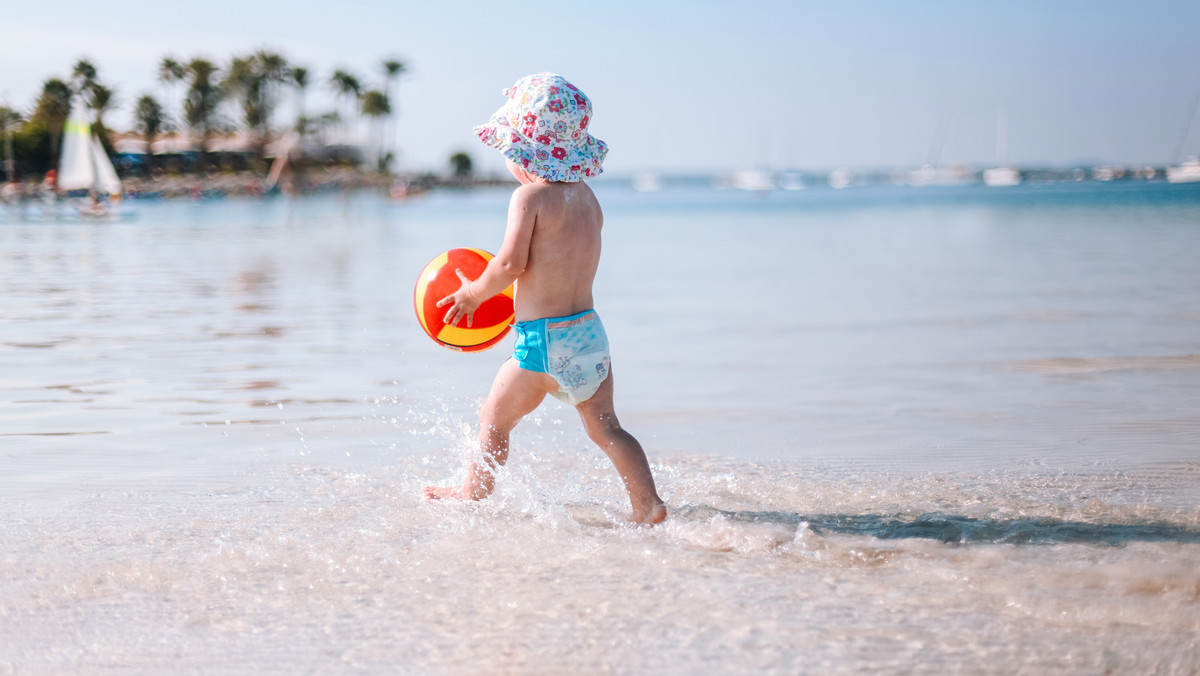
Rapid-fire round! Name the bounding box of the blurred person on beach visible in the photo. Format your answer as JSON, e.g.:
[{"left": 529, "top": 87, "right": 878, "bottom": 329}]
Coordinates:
[{"left": 423, "top": 73, "right": 666, "bottom": 525}]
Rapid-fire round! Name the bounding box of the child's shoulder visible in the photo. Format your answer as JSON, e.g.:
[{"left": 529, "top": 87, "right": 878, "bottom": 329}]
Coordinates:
[
  {"left": 511, "top": 180, "right": 564, "bottom": 204},
  {"left": 511, "top": 181, "right": 543, "bottom": 202}
]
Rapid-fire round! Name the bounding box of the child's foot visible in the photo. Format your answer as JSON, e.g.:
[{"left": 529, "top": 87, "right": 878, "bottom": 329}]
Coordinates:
[
  {"left": 631, "top": 502, "right": 668, "bottom": 526},
  {"left": 422, "top": 485, "right": 472, "bottom": 500}
]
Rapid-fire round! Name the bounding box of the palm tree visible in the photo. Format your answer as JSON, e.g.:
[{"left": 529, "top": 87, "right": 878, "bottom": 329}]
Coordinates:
[
  {"left": 382, "top": 59, "right": 405, "bottom": 92},
  {"left": 71, "top": 58, "right": 102, "bottom": 119},
  {"left": 222, "top": 50, "right": 291, "bottom": 160},
  {"left": 359, "top": 89, "right": 390, "bottom": 172},
  {"left": 31, "top": 79, "right": 72, "bottom": 172},
  {"left": 183, "top": 58, "right": 221, "bottom": 169},
  {"left": 87, "top": 84, "right": 118, "bottom": 156},
  {"left": 329, "top": 69, "right": 361, "bottom": 145},
  {"left": 89, "top": 84, "right": 115, "bottom": 121},
  {"left": 2, "top": 106, "right": 22, "bottom": 184},
  {"left": 71, "top": 59, "right": 98, "bottom": 95},
  {"left": 134, "top": 95, "right": 164, "bottom": 172},
  {"left": 253, "top": 49, "right": 290, "bottom": 143},
  {"left": 222, "top": 55, "right": 262, "bottom": 154},
  {"left": 449, "top": 152, "right": 473, "bottom": 178},
  {"left": 290, "top": 66, "right": 310, "bottom": 137},
  {"left": 66, "top": 59, "right": 116, "bottom": 154},
  {"left": 381, "top": 59, "right": 406, "bottom": 172},
  {"left": 330, "top": 69, "right": 362, "bottom": 100},
  {"left": 158, "top": 57, "right": 185, "bottom": 134},
  {"left": 255, "top": 50, "right": 288, "bottom": 84}
]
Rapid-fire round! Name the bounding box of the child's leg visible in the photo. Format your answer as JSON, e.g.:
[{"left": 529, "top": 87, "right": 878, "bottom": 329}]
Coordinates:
[
  {"left": 423, "top": 359, "right": 555, "bottom": 501},
  {"left": 575, "top": 369, "right": 667, "bottom": 524}
]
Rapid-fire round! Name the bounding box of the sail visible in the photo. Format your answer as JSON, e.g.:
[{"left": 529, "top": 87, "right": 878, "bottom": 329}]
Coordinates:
[
  {"left": 58, "top": 97, "right": 94, "bottom": 191},
  {"left": 57, "top": 96, "right": 122, "bottom": 196},
  {"left": 91, "top": 134, "right": 122, "bottom": 195}
]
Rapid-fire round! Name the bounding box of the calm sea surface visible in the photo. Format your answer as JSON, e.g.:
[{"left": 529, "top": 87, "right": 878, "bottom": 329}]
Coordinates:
[{"left": 2, "top": 180, "right": 1199, "bottom": 673}]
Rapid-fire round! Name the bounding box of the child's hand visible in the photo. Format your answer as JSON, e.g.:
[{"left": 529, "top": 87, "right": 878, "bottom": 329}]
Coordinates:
[{"left": 436, "top": 269, "right": 482, "bottom": 327}]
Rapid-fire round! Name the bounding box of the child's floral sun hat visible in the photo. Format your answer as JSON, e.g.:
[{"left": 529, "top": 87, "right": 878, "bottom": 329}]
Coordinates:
[{"left": 473, "top": 72, "right": 607, "bottom": 182}]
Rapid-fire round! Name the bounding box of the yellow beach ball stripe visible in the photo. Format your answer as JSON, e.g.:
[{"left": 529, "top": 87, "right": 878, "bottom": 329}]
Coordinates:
[
  {"left": 436, "top": 282, "right": 515, "bottom": 349},
  {"left": 413, "top": 250, "right": 451, "bottom": 339}
]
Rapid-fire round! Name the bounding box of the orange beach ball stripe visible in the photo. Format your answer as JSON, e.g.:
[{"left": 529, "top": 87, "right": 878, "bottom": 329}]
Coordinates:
[{"left": 413, "top": 248, "right": 515, "bottom": 352}]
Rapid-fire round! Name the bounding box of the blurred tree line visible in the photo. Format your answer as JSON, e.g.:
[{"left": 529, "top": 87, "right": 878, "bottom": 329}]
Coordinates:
[{"left": 1, "top": 52, "right": 407, "bottom": 180}]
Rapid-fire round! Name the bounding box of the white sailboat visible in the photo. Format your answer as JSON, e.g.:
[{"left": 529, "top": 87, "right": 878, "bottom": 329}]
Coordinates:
[
  {"left": 731, "top": 169, "right": 774, "bottom": 192},
  {"left": 631, "top": 172, "right": 663, "bottom": 193},
  {"left": 982, "top": 166, "right": 1020, "bottom": 187},
  {"left": 58, "top": 96, "right": 122, "bottom": 216},
  {"left": 827, "top": 167, "right": 853, "bottom": 189},
  {"left": 907, "top": 163, "right": 975, "bottom": 187},
  {"left": 1167, "top": 85, "right": 1200, "bottom": 183},
  {"left": 983, "top": 110, "right": 1021, "bottom": 187},
  {"left": 1166, "top": 158, "right": 1200, "bottom": 184},
  {"left": 907, "top": 113, "right": 976, "bottom": 187}
]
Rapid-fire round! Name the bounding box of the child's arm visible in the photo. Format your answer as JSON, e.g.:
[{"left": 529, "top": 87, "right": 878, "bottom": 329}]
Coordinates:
[{"left": 438, "top": 185, "right": 538, "bottom": 327}]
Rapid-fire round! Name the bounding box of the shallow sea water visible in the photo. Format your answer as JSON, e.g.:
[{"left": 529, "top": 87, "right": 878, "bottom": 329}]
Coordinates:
[{"left": 2, "top": 182, "right": 1199, "bottom": 674}]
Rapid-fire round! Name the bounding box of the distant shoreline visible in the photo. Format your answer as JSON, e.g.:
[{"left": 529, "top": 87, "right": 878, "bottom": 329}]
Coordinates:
[
  {"left": 0, "top": 166, "right": 516, "bottom": 202},
  {"left": 4, "top": 161, "right": 1197, "bottom": 205}
]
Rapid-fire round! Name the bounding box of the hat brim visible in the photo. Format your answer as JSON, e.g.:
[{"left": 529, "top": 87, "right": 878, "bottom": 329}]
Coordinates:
[{"left": 473, "top": 103, "right": 607, "bottom": 183}]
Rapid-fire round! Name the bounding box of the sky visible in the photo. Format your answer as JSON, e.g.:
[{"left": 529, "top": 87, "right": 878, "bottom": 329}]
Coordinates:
[{"left": 3, "top": 0, "right": 1200, "bottom": 177}]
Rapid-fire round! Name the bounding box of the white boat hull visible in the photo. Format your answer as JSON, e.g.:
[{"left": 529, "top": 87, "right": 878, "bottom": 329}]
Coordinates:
[
  {"left": 983, "top": 167, "right": 1021, "bottom": 187},
  {"left": 1166, "top": 161, "right": 1200, "bottom": 184}
]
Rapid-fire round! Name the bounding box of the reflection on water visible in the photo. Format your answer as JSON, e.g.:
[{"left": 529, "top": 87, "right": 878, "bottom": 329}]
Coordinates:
[{"left": 2, "top": 185, "right": 1199, "bottom": 673}]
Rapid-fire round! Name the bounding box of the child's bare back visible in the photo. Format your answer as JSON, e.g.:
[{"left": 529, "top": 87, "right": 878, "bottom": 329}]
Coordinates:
[{"left": 508, "top": 179, "right": 602, "bottom": 321}]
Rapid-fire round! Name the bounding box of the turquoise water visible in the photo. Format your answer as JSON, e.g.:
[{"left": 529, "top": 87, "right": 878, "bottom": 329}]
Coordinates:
[{"left": 2, "top": 181, "right": 1199, "bottom": 673}]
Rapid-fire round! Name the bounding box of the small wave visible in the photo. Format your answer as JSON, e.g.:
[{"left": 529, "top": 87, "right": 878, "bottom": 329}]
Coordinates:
[{"left": 672, "top": 504, "right": 1200, "bottom": 547}]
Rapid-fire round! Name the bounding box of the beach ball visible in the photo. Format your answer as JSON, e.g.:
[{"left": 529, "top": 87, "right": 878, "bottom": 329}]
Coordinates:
[{"left": 413, "top": 248, "right": 515, "bottom": 352}]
